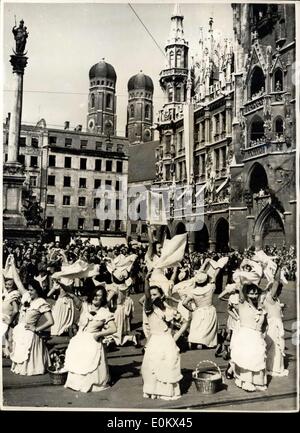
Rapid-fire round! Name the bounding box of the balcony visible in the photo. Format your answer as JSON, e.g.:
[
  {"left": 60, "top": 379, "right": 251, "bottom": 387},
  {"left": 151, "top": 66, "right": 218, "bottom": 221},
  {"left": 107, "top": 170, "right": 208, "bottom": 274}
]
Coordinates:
[
  {"left": 159, "top": 68, "right": 188, "bottom": 81},
  {"left": 242, "top": 139, "right": 291, "bottom": 160},
  {"left": 244, "top": 94, "right": 264, "bottom": 115}
]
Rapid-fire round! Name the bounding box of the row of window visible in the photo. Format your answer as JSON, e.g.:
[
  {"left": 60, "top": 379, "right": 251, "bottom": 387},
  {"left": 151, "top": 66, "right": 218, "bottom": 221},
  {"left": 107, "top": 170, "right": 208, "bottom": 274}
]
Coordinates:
[
  {"left": 48, "top": 136, "right": 123, "bottom": 152},
  {"left": 46, "top": 216, "right": 122, "bottom": 231},
  {"left": 129, "top": 92, "right": 152, "bottom": 98},
  {"left": 47, "top": 175, "right": 122, "bottom": 189},
  {"left": 19, "top": 137, "right": 39, "bottom": 147},
  {"left": 47, "top": 195, "right": 122, "bottom": 209},
  {"left": 48, "top": 156, "right": 123, "bottom": 172},
  {"left": 90, "top": 80, "right": 114, "bottom": 87},
  {"left": 90, "top": 93, "right": 113, "bottom": 109},
  {"left": 129, "top": 104, "right": 151, "bottom": 119}
]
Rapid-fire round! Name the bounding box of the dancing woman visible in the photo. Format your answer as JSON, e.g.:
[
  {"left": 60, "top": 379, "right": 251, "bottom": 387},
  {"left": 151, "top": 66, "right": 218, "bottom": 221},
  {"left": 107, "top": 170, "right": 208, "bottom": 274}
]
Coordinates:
[
  {"left": 141, "top": 272, "right": 182, "bottom": 400},
  {"left": 64, "top": 284, "right": 116, "bottom": 392},
  {"left": 10, "top": 279, "right": 54, "bottom": 376},
  {"left": 230, "top": 283, "right": 268, "bottom": 392},
  {"left": 263, "top": 266, "right": 288, "bottom": 377}
]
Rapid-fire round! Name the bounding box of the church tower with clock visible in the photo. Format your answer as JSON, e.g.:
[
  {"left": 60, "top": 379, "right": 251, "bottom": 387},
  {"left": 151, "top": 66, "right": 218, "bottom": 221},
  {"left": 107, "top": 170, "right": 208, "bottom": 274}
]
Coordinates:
[
  {"left": 126, "top": 71, "right": 154, "bottom": 144},
  {"left": 87, "top": 59, "right": 117, "bottom": 137}
]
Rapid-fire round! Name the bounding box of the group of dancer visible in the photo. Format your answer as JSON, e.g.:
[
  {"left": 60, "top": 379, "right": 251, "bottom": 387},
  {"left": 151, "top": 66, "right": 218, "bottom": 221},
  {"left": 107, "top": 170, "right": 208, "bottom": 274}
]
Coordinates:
[{"left": 2, "top": 229, "right": 293, "bottom": 400}]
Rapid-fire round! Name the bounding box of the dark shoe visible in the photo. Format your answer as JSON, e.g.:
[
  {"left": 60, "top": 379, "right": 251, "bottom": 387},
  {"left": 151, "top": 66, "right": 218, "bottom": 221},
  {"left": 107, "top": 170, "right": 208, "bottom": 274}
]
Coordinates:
[{"left": 225, "top": 365, "right": 234, "bottom": 380}]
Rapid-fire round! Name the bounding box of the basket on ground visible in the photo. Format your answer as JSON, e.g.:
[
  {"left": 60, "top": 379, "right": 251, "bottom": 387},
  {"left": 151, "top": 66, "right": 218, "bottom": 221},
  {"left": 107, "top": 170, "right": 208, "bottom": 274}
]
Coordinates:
[
  {"left": 48, "top": 368, "right": 68, "bottom": 386},
  {"left": 192, "top": 360, "right": 223, "bottom": 394}
]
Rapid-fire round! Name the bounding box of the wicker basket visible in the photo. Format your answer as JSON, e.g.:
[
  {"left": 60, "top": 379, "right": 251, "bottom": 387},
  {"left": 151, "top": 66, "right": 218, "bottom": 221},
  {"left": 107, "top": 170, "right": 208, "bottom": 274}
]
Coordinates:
[
  {"left": 48, "top": 368, "right": 68, "bottom": 386},
  {"left": 192, "top": 360, "right": 223, "bottom": 394}
]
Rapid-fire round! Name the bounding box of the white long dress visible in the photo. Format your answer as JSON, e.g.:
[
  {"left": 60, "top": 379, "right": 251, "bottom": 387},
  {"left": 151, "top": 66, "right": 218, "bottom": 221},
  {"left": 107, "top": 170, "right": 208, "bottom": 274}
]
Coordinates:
[
  {"left": 188, "top": 284, "right": 218, "bottom": 347},
  {"left": 64, "top": 303, "right": 114, "bottom": 392},
  {"left": 50, "top": 295, "right": 75, "bottom": 336},
  {"left": 10, "top": 293, "right": 51, "bottom": 376},
  {"left": 141, "top": 304, "right": 182, "bottom": 400},
  {"left": 264, "top": 292, "right": 288, "bottom": 377}
]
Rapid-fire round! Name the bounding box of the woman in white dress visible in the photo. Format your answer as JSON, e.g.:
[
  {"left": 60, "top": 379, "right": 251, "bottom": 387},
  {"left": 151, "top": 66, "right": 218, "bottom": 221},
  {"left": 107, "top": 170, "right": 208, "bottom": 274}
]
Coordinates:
[
  {"left": 263, "top": 267, "right": 288, "bottom": 377},
  {"left": 10, "top": 279, "right": 54, "bottom": 376},
  {"left": 141, "top": 272, "right": 182, "bottom": 400},
  {"left": 230, "top": 284, "right": 268, "bottom": 392},
  {"left": 64, "top": 285, "right": 116, "bottom": 393}
]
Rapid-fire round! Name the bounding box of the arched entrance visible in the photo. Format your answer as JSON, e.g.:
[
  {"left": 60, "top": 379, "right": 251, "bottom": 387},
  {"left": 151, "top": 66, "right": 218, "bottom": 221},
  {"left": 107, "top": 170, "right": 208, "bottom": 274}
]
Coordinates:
[
  {"left": 215, "top": 218, "right": 229, "bottom": 252},
  {"left": 254, "top": 205, "right": 285, "bottom": 249},
  {"left": 175, "top": 221, "right": 187, "bottom": 235},
  {"left": 262, "top": 209, "right": 285, "bottom": 248},
  {"left": 194, "top": 224, "right": 209, "bottom": 252},
  {"left": 248, "top": 162, "right": 268, "bottom": 194}
]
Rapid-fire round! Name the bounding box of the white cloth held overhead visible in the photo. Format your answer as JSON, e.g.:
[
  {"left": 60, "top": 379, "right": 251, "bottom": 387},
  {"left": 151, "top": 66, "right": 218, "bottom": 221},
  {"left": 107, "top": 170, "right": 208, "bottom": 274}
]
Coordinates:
[{"left": 154, "top": 233, "right": 188, "bottom": 270}]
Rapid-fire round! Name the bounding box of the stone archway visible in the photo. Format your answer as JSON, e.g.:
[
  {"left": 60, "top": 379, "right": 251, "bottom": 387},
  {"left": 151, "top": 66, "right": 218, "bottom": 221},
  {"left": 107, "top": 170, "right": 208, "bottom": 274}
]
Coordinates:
[
  {"left": 215, "top": 218, "right": 229, "bottom": 252},
  {"left": 254, "top": 205, "right": 285, "bottom": 248},
  {"left": 248, "top": 162, "right": 269, "bottom": 194},
  {"left": 194, "top": 224, "right": 209, "bottom": 252},
  {"left": 175, "top": 221, "right": 187, "bottom": 235}
]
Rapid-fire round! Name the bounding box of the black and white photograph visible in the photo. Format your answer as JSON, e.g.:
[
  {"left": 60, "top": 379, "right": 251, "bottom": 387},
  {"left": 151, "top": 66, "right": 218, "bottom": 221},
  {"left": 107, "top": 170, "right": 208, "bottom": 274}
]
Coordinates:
[{"left": 1, "top": 0, "right": 299, "bottom": 413}]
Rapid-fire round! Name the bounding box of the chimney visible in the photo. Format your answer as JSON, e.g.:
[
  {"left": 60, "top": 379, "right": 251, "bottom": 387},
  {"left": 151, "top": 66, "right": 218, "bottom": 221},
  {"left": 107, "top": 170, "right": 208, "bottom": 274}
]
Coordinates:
[{"left": 64, "top": 121, "right": 70, "bottom": 130}]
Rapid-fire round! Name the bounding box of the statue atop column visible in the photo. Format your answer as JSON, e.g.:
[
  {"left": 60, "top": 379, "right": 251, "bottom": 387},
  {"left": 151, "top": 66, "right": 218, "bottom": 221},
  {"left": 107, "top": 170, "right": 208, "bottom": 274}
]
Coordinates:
[{"left": 12, "top": 19, "right": 29, "bottom": 55}]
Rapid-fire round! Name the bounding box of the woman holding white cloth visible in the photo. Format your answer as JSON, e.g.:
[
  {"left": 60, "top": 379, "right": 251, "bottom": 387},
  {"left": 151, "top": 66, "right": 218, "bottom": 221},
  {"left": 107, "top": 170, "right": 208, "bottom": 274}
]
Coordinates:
[{"left": 64, "top": 284, "right": 116, "bottom": 393}]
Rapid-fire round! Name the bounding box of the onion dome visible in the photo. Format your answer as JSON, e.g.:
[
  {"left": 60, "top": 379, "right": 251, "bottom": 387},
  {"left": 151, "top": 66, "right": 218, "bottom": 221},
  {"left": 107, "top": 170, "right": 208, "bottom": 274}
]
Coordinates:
[
  {"left": 89, "top": 58, "right": 117, "bottom": 82},
  {"left": 128, "top": 71, "right": 154, "bottom": 92}
]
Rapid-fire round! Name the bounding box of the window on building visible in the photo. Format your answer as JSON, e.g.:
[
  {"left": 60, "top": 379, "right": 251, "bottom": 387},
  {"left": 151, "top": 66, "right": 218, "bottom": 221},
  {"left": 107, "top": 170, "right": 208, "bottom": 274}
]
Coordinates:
[
  {"left": 215, "top": 115, "right": 220, "bottom": 137},
  {"left": 80, "top": 140, "right": 88, "bottom": 149},
  {"left": 194, "top": 156, "right": 199, "bottom": 176},
  {"left": 115, "top": 220, "right": 122, "bottom": 231},
  {"left": 47, "top": 195, "right": 55, "bottom": 205},
  {"left": 91, "top": 94, "right": 95, "bottom": 108},
  {"left": 169, "top": 50, "right": 174, "bottom": 67},
  {"left": 62, "top": 217, "right": 69, "bottom": 229},
  {"left": 145, "top": 105, "right": 150, "bottom": 119},
  {"left": 130, "top": 105, "right": 135, "bottom": 118},
  {"left": 105, "top": 180, "right": 112, "bottom": 189},
  {"left": 48, "top": 155, "right": 56, "bottom": 167},
  {"left": 104, "top": 219, "right": 111, "bottom": 231},
  {"left": 106, "top": 94, "right": 112, "bottom": 109},
  {"left": 65, "top": 138, "right": 72, "bottom": 147},
  {"left": 93, "top": 198, "right": 100, "bottom": 209},
  {"left": 94, "top": 179, "right": 101, "bottom": 189},
  {"left": 78, "top": 197, "right": 86, "bottom": 207},
  {"left": 116, "top": 161, "right": 123, "bottom": 173},
  {"left": 63, "top": 195, "right": 71, "bottom": 206},
  {"left": 31, "top": 137, "right": 39, "bottom": 148},
  {"left": 165, "top": 134, "right": 171, "bottom": 154},
  {"left": 106, "top": 143, "right": 113, "bottom": 152},
  {"left": 104, "top": 198, "right": 112, "bottom": 211},
  {"left": 49, "top": 136, "right": 57, "bottom": 145},
  {"left": 275, "top": 117, "right": 284, "bottom": 136},
  {"left": 250, "top": 66, "right": 265, "bottom": 99},
  {"left": 48, "top": 175, "right": 55, "bottom": 186},
  {"left": 201, "top": 121, "right": 205, "bottom": 142},
  {"left": 5, "top": 154, "right": 8, "bottom": 162},
  {"left": 63, "top": 176, "right": 71, "bottom": 187},
  {"left": 96, "top": 141, "right": 102, "bottom": 150},
  {"left": 215, "top": 149, "right": 220, "bottom": 171},
  {"left": 175, "top": 86, "right": 181, "bottom": 102},
  {"left": 177, "top": 131, "right": 183, "bottom": 150},
  {"left": 116, "top": 199, "right": 120, "bottom": 211},
  {"left": 78, "top": 218, "right": 85, "bottom": 230},
  {"left": 194, "top": 123, "right": 200, "bottom": 143},
  {"left": 131, "top": 223, "right": 137, "bottom": 233},
  {"left": 95, "top": 159, "right": 102, "bottom": 171},
  {"left": 30, "top": 156, "right": 38, "bottom": 167},
  {"left": 79, "top": 178, "right": 86, "bottom": 188},
  {"left": 250, "top": 116, "right": 265, "bottom": 142},
  {"left": 93, "top": 219, "right": 100, "bottom": 230},
  {"left": 200, "top": 154, "right": 206, "bottom": 176},
  {"left": 116, "top": 180, "right": 121, "bottom": 191},
  {"left": 64, "top": 157, "right": 71, "bottom": 168},
  {"left": 168, "top": 88, "right": 173, "bottom": 103},
  {"left": 29, "top": 176, "right": 37, "bottom": 187},
  {"left": 46, "top": 216, "right": 54, "bottom": 229},
  {"left": 106, "top": 160, "right": 112, "bottom": 172},
  {"left": 80, "top": 158, "right": 87, "bottom": 170},
  {"left": 221, "top": 147, "right": 227, "bottom": 168},
  {"left": 117, "top": 144, "right": 123, "bottom": 152},
  {"left": 18, "top": 154, "right": 25, "bottom": 165},
  {"left": 19, "top": 137, "right": 26, "bottom": 147},
  {"left": 165, "top": 165, "right": 171, "bottom": 181}
]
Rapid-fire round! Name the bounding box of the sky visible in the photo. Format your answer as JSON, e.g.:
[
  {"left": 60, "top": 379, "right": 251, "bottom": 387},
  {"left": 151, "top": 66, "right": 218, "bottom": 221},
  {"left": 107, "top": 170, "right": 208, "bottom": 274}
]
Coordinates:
[{"left": 2, "top": 1, "right": 234, "bottom": 137}]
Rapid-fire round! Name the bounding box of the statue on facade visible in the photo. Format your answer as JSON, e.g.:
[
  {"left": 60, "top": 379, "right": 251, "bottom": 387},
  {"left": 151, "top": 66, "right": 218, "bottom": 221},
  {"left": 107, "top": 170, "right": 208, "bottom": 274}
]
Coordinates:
[
  {"left": 12, "top": 19, "right": 29, "bottom": 55},
  {"left": 24, "top": 201, "right": 43, "bottom": 227}
]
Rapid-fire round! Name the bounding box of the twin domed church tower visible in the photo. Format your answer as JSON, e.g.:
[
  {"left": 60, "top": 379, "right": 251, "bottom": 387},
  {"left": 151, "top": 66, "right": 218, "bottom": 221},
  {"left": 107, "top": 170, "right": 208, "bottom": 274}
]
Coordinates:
[{"left": 87, "top": 59, "right": 154, "bottom": 144}]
